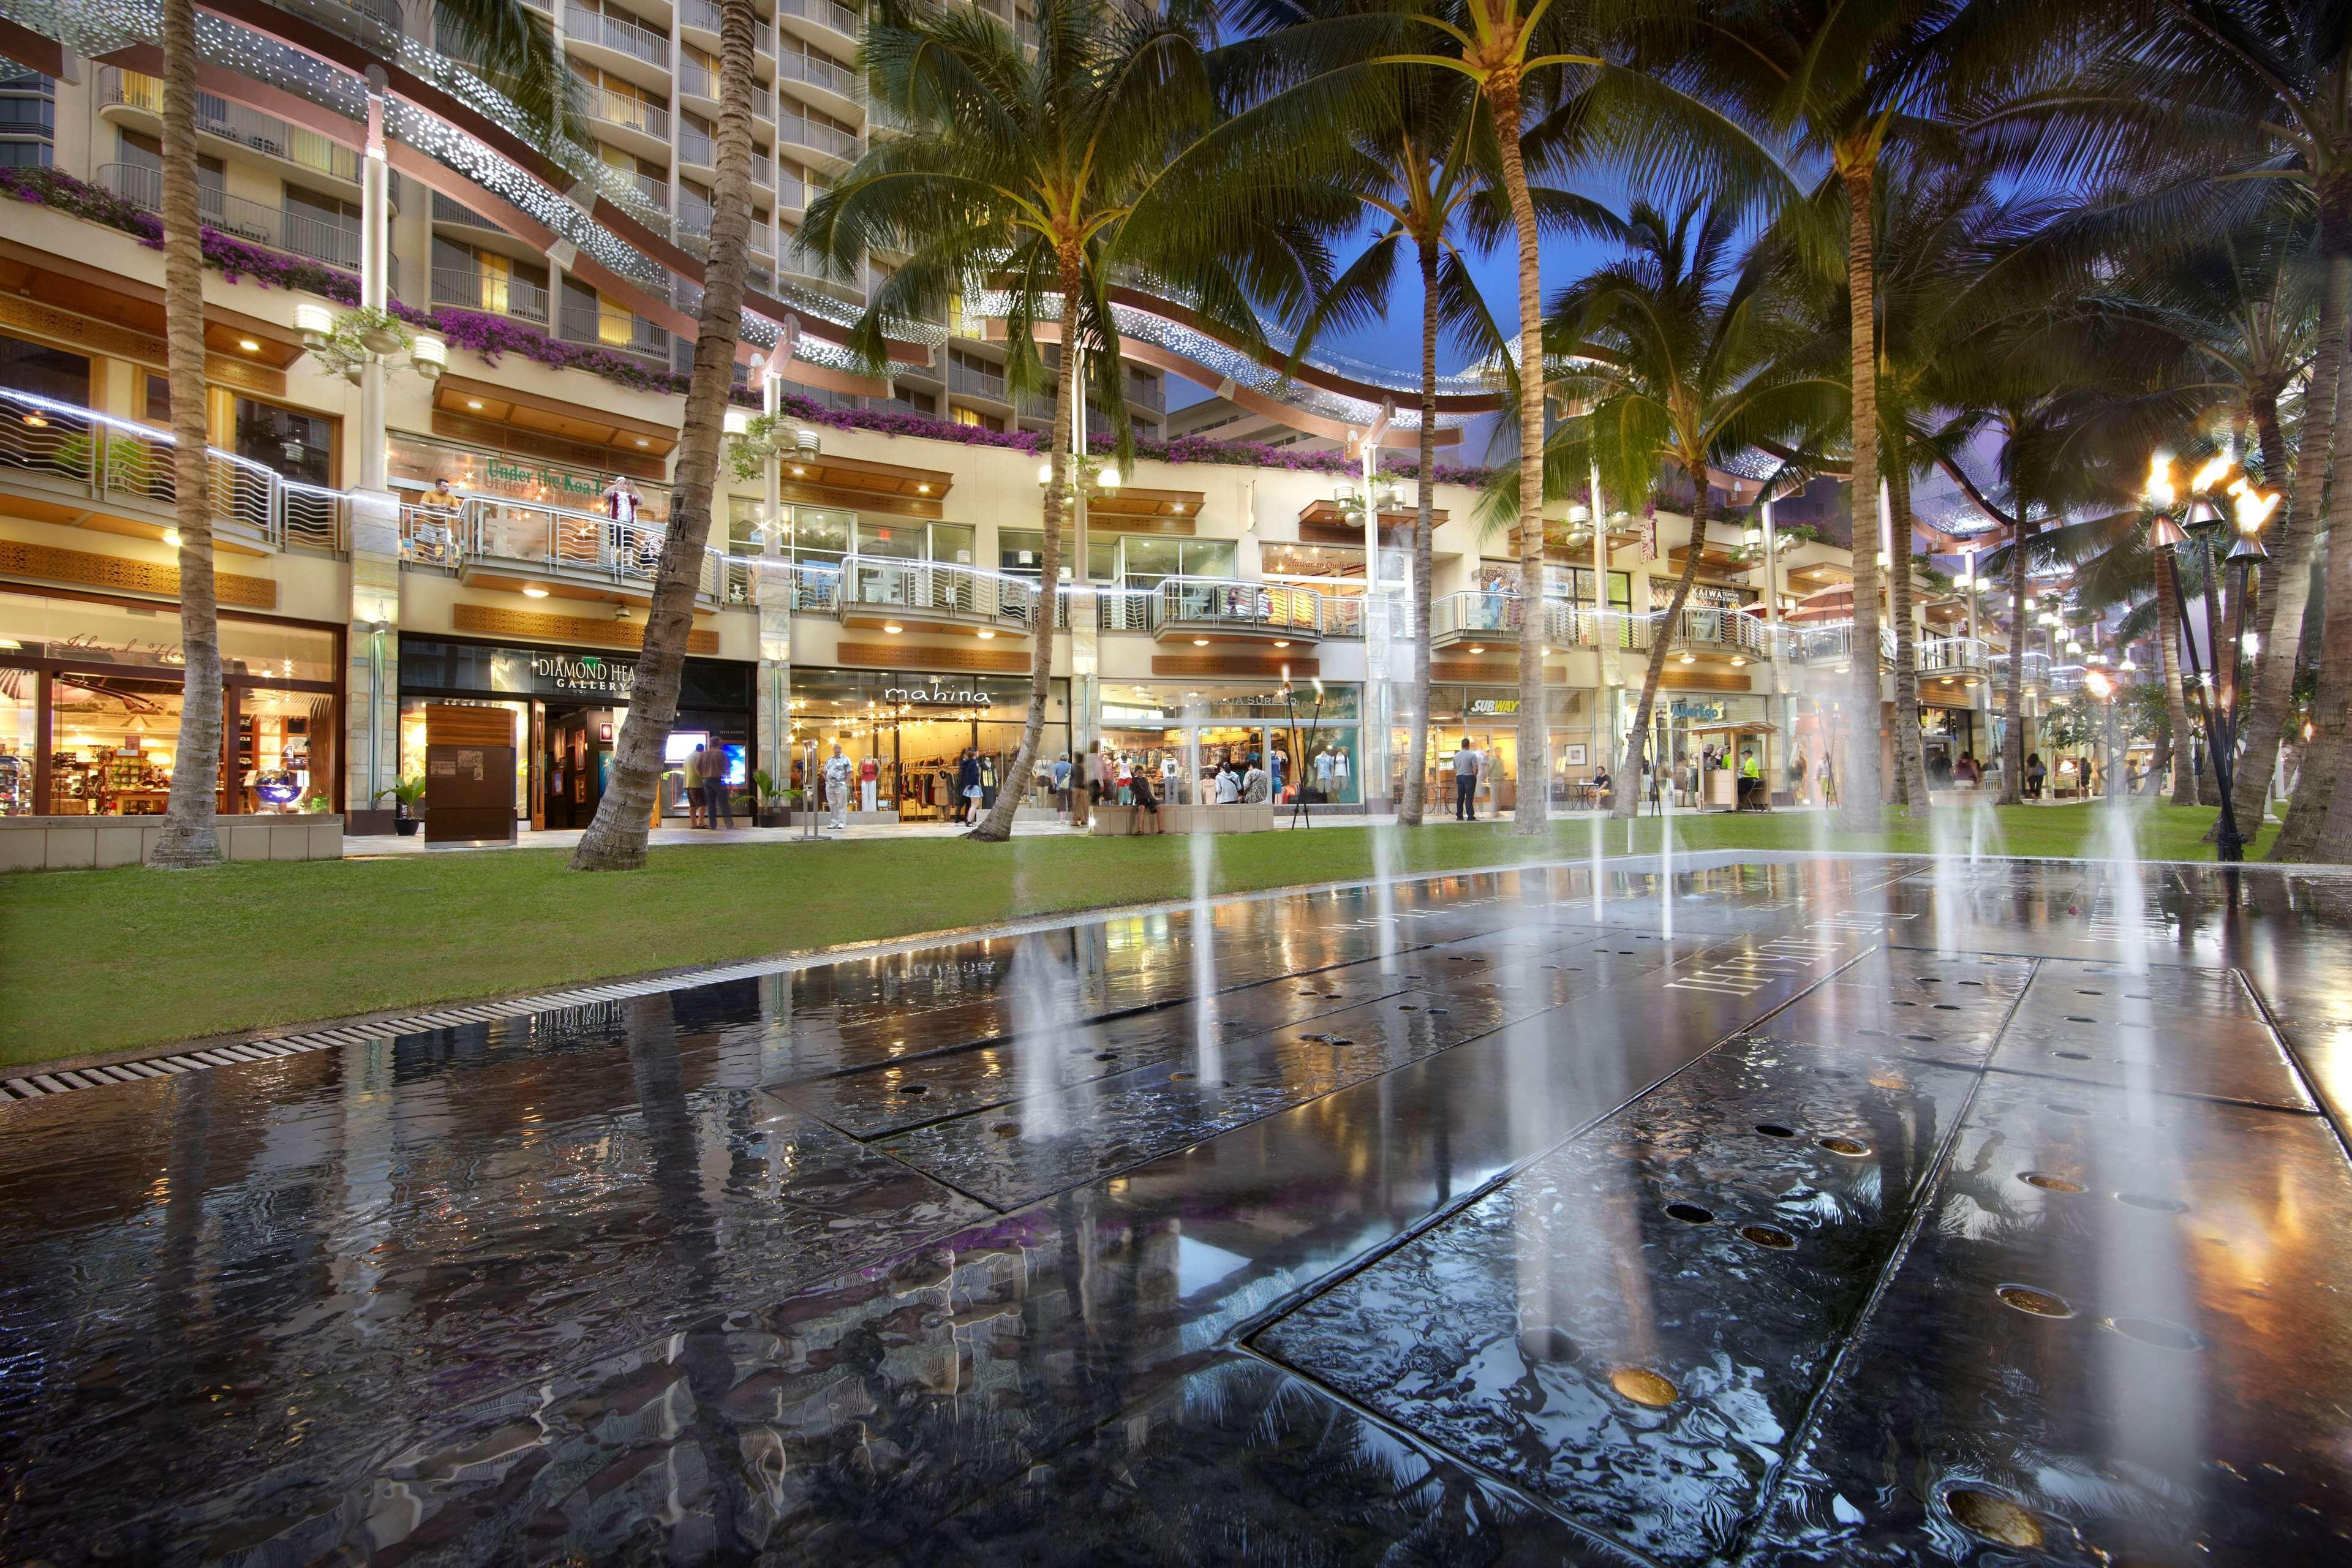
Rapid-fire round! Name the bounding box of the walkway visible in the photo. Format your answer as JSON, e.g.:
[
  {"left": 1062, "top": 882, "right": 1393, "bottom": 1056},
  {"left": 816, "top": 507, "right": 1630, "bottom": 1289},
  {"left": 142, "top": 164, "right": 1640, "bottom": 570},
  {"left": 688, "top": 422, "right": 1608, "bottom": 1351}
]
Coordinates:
[{"left": 0, "top": 855, "right": 2345, "bottom": 1563}]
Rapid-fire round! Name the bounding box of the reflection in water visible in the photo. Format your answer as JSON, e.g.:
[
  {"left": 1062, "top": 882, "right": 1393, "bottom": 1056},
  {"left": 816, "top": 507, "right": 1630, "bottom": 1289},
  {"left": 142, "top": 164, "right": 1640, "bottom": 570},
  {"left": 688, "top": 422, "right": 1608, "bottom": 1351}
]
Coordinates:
[{"left": 0, "top": 858, "right": 2345, "bottom": 1565}]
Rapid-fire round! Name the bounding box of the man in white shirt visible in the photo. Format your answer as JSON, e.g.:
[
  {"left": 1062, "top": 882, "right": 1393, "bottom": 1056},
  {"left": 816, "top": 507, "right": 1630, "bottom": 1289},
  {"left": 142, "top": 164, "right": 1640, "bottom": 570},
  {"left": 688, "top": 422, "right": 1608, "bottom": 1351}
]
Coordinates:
[
  {"left": 1215, "top": 766, "right": 1242, "bottom": 805},
  {"left": 1453, "top": 739, "right": 1482, "bottom": 821},
  {"left": 822, "top": 741, "right": 853, "bottom": 830}
]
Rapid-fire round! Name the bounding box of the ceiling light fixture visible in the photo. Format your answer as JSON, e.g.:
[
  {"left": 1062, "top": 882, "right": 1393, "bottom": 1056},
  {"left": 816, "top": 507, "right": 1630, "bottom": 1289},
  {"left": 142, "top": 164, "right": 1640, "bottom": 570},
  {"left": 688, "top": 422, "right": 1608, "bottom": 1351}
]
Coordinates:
[
  {"left": 466, "top": 399, "right": 483, "bottom": 410},
  {"left": 884, "top": 623, "right": 903, "bottom": 634},
  {"left": 238, "top": 338, "right": 261, "bottom": 353},
  {"left": 522, "top": 585, "right": 549, "bottom": 598},
  {"left": 976, "top": 628, "right": 995, "bottom": 639}
]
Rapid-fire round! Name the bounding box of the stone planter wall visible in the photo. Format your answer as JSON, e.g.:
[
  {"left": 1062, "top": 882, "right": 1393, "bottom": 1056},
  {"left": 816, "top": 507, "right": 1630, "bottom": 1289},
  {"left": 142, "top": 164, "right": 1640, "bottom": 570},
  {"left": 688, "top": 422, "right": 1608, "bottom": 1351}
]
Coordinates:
[
  {"left": 0, "top": 815, "right": 344, "bottom": 872},
  {"left": 1091, "top": 804, "right": 1274, "bottom": 836}
]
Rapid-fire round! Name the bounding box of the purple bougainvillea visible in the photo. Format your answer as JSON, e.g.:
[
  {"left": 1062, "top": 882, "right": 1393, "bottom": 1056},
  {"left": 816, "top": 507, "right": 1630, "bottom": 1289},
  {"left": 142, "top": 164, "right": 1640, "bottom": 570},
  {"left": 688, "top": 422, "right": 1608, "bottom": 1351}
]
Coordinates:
[{"left": 1, "top": 165, "right": 1499, "bottom": 485}]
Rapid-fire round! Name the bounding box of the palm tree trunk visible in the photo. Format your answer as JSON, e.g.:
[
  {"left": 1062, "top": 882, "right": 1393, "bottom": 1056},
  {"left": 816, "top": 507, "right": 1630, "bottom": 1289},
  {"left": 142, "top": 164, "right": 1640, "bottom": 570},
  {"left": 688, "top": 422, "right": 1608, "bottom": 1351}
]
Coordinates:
[
  {"left": 1487, "top": 70, "right": 1548, "bottom": 836},
  {"left": 1999, "top": 523, "right": 2029, "bottom": 805},
  {"left": 1400, "top": 236, "right": 1439, "bottom": 828},
  {"left": 570, "top": 0, "right": 756, "bottom": 870},
  {"left": 1839, "top": 165, "right": 1885, "bottom": 828},
  {"left": 149, "top": 0, "right": 222, "bottom": 870},
  {"left": 2237, "top": 246, "right": 2346, "bottom": 835},
  {"left": 2156, "top": 548, "right": 2196, "bottom": 804},
  {"left": 968, "top": 271, "right": 1079, "bottom": 842},
  {"left": 1886, "top": 445, "right": 1931, "bottom": 813},
  {"left": 1614, "top": 472, "right": 1710, "bottom": 818}
]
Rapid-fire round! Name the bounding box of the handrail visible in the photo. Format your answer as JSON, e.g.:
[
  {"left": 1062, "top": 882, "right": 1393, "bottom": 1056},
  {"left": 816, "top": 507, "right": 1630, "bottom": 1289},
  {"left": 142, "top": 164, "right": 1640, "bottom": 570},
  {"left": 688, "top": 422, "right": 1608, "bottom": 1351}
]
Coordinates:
[
  {"left": 409, "top": 493, "right": 732, "bottom": 600},
  {"left": 1152, "top": 575, "right": 1323, "bottom": 637},
  {"left": 564, "top": 4, "right": 671, "bottom": 69},
  {"left": 835, "top": 552, "right": 1041, "bottom": 629},
  {"left": 0, "top": 387, "right": 344, "bottom": 551}
]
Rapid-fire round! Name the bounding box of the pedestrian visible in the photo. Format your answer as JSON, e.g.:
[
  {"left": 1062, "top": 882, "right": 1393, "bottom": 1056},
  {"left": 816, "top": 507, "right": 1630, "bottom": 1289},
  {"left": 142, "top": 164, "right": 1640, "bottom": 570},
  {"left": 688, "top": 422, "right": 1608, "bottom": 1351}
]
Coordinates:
[
  {"left": 823, "top": 741, "right": 853, "bottom": 831},
  {"left": 1243, "top": 753, "right": 1269, "bottom": 804},
  {"left": 1129, "top": 765, "right": 1164, "bottom": 834},
  {"left": 1453, "top": 737, "right": 1480, "bottom": 821},
  {"left": 684, "top": 744, "right": 708, "bottom": 829},
  {"left": 1215, "top": 761, "right": 1242, "bottom": 804},
  {"left": 1052, "top": 753, "right": 1072, "bottom": 818},
  {"left": 703, "top": 741, "right": 734, "bottom": 829},
  {"left": 957, "top": 747, "right": 983, "bottom": 824},
  {"left": 1075, "top": 741, "right": 1099, "bottom": 828}
]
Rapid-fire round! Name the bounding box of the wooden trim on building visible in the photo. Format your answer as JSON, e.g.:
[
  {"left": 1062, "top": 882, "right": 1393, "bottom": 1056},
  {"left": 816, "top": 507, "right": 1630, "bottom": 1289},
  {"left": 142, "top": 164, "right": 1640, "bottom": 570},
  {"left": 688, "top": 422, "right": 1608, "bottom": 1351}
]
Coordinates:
[
  {"left": 0, "top": 538, "right": 278, "bottom": 608},
  {"left": 1659, "top": 669, "right": 1754, "bottom": 693},
  {"left": 1150, "top": 654, "right": 1320, "bottom": 678},
  {"left": 835, "top": 641, "right": 1030, "bottom": 673},
  {"left": 451, "top": 601, "right": 719, "bottom": 654},
  {"left": 0, "top": 293, "right": 288, "bottom": 398}
]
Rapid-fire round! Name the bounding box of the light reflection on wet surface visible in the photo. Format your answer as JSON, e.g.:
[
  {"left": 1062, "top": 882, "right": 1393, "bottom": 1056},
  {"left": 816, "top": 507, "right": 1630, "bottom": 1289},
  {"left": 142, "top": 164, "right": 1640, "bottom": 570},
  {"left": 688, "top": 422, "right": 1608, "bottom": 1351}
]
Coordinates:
[{"left": 1, "top": 856, "right": 2349, "bottom": 1564}]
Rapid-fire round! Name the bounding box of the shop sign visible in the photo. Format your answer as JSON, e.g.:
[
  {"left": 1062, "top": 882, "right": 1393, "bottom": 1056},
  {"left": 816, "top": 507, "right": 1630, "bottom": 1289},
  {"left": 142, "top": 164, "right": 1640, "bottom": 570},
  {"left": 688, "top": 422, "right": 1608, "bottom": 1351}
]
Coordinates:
[
  {"left": 1467, "top": 696, "right": 1521, "bottom": 717},
  {"left": 487, "top": 459, "right": 608, "bottom": 505},
  {"left": 884, "top": 678, "right": 997, "bottom": 708},
  {"left": 532, "top": 651, "right": 637, "bottom": 697},
  {"left": 1668, "top": 698, "right": 1728, "bottom": 722}
]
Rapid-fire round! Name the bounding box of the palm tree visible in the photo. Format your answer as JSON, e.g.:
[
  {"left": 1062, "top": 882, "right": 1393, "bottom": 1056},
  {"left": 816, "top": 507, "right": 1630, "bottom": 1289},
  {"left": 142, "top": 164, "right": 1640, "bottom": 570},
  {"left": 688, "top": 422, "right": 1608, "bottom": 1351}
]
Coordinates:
[
  {"left": 143, "top": 0, "right": 566, "bottom": 868},
  {"left": 801, "top": 0, "right": 1337, "bottom": 843},
  {"left": 1280, "top": 53, "right": 1611, "bottom": 826},
  {"left": 1525, "top": 200, "right": 1842, "bottom": 820},
  {"left": 1972, "top": 2, "right": 2352, "bottom": 857},
  {"left": 570, "top": 0, "right": 759, "bottom": 870},
  {"left": 1665, "top": 0, "right": 2045, "bottom": 827}
]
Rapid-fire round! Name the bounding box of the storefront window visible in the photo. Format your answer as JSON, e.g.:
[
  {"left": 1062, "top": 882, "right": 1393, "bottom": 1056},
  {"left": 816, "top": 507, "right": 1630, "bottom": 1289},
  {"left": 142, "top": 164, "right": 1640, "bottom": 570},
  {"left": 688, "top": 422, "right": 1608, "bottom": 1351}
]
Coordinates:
[
  {"left": 792, "top": 666, "right": 1068, "bottom": 820},
  {"left": 1099, "top": 680, "right": 1359, "bottom": 804},
  {"left": 788, "top": 505, "right": 853, "bottom": 566},
  {"left": 49, "top": 670, "right": 190, "bottom": 815},
  {"left": 234, "top": 686, "right": 335, "bottom": 812},
  {"left": 855, "top": 519, "right": 973, "bottom": 564},
  {"left": 1118, "top": 537, "right": 1236, "bottom": 586},
  {"left": 1, "top": 662, "right": 36, "bottom": 814}
]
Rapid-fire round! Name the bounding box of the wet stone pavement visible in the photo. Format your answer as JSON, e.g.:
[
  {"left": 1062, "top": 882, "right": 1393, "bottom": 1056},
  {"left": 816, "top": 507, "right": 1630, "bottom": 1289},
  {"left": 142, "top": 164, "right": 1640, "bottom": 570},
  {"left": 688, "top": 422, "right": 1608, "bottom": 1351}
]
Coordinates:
[{"left": 1, "top": 858, "right": 2350, "bottom": 1565}]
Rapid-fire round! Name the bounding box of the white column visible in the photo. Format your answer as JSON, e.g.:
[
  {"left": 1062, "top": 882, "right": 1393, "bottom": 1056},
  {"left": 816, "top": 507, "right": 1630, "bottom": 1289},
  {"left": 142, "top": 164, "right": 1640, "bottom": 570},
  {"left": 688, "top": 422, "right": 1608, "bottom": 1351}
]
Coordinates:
[
  {"left": 1358, "top": 429, "right": 1392, "bottom": 811},
  {"left": 1762, "top": 496, "right": 1788, "bottom": 782},
  {"left": 358, "top": 67, "right": 391, "bottom": 493},
  {"left": 756, "top": 364, "right": 791, "bottom": 806},
  {"left": 1589, "top": 463, "right": 1618, "bottom": 771}
]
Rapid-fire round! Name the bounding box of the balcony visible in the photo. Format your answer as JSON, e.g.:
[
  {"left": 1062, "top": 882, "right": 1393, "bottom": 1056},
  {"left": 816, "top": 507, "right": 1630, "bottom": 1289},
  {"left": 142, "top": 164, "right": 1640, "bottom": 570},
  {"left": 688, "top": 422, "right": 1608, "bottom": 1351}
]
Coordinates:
[
  {"left": 630, "top": 170, "right": 671, "bottom": 211},
  {"left": 1427, "top": 591, "right": 1577, "bottom": 652},
  {"left": 99, "top": 69, "right": 362, "bottom": 186},
  {"left": 1657, "top": 603, "right": 1774, "bottom": 661},
  {"left": 406, "top": 495, "right": 735, "bottom": 602},
  {"left": 431, "top": 190, "right": 505, "bottom": 232},
  {"left": 557, "top": 298, "right": 673, "bottom": 364},
  {"left": 833, "top": 555, "right": 1041, "bottom": 635},
  {"left": 1149, "top": 577, "right": 1323, "bottom": 644},
  {"left": 430, "top": 266, "right": 551, "bottom": 325},
  {"left": 98, "top": 164, "right": 397, "bottom": 290},
  {"left": 564, "top": 4, "right": 672, "bottom": 70},
  {"left": 584, "top": 85, "right": 671, "bottom": 145},
  {"left": 1787, "top": 622, "right": 1897, "bottom": 671},
  {"left": 947, "top": 358, "right": 1010, "bottom": 405},
  {"left": 777, "top": 0, "right": 863, "bottom": 45},
  {"left": 778, "top": 111, "right": 860, "bottom": 164},
  {"left": 0, "top": 387, "right": 345, "bottom": 552},
  {"left": 1918, "top": 635, "right": 1989, "bottom": 676},
  {"left": 776, "top": 44, "right": 864, "bottom": 107}
]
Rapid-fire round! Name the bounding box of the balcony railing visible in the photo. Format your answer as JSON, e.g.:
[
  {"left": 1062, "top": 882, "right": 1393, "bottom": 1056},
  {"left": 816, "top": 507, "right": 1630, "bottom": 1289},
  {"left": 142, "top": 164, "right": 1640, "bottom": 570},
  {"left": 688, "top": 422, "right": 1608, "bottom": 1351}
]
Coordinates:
[
  {"left": 680, "top": 123, "right": 714, "bottom": 166},
  {"left": 1918, "top": 635, "right": 1989, "bottom": 673},
  {"left": 1988, "top": 650, "right": 2056, "bottom": 690},
  {"left": 948, "top": 359, "right": 1009, "bottom": 402},
  {"left": 1787, "top": 622, "right": 1899, "bottom": 668},
  {"left": 430, "top": 266, "right": 551, "bottom": 323},
  {"left": 586, "top": 85, "right": 669, "bottom": 139},
  {"left": 564, "top": 4, "right": 672, "bottom": 67},
  {"left": 1152, "top": 576, "right": 1323, "bottom": 639},
  {"left": 777, "top": 0, "right": 863, "bottom": 41},
  {"left": 0, "top": 388, "right": 344, "bottom": 552},
  {"left": 777, "top": 45, "right": 862, "bottom": 100},
  {"left": 406, "top": 495, "right": 729, "bottom": 600},
  {"left": 558, "top": 298, "right": 672, "bottom": 362},
  {"left": 1658, "top": 603, "right": 1774, "bottom": 658},
  {"left": 431, "top": 190, "right": 504, "bottom": 230},
  {"left": 98, "top": 163, "right": 397, "bottom": 290},
  {"left": 100, "top": 68, "right": 363, "bottom": 183},
  {"left": 778, "top": 112, "right": 861, "bottom": 161},
  {"left": 1428, "top": 590, "right": 1581, "bottom": 649},
  {"left": 835, "top": 555, "right": 1041, "bottom": 630}
]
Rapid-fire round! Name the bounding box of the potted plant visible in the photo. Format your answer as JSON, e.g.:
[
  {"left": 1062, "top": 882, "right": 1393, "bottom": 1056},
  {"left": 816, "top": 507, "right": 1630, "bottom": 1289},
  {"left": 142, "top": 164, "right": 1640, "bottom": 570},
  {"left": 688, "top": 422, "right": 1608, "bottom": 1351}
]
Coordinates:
[
  {"left": 750, "top": 768, "right": 791, "bottom": 827},
  {"left": 372, "top": 775, "right": 427, "bottom": 835}
]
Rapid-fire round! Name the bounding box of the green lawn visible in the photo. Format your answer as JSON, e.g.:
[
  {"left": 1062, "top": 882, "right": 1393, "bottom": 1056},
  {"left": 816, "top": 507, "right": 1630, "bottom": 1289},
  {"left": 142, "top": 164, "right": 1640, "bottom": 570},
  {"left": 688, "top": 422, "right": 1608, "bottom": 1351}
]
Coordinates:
[{"left": 0, "top": 803, "right": 2277, "bottom": 1069}]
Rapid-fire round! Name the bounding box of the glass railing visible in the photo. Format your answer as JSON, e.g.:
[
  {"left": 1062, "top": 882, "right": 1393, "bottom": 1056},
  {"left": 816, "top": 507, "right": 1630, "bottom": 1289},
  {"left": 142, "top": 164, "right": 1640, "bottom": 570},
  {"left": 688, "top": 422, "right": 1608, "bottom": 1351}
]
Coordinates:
[
  {"left": 1657, "top": 603, "right": 1774, "bottom": 657},
  {"left": 1918, "top": 635, "right": 1989, "bottom": 673},
  {"left": 412, "top": 494, "right": 730, "bottom": 600},
  {"left": 0, "top": 387, "right": 345, "bottom": 552}
]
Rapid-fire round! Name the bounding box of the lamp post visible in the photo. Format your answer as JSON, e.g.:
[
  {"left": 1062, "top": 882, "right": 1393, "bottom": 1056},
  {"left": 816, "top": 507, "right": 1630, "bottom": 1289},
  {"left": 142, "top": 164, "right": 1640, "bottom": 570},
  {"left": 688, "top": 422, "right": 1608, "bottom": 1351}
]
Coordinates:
[{"left": 2144, "top": 453, "right": 2275, "bottom": 861}]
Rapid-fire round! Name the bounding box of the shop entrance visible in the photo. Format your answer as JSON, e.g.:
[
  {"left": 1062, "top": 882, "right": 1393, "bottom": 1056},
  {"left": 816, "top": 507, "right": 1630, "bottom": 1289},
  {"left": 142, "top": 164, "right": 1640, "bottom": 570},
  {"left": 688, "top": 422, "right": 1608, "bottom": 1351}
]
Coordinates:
[{"left": 543, "top": 704, "right": 615, "bottom": 830}]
